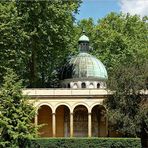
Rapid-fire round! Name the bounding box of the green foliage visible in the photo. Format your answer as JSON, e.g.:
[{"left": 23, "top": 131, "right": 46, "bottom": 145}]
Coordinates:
[
  {"left": 105, "top": 58, "right": 148, "bottom": 137},
  {"left": 25, "top": 138, "right": 141, "bottom": 148},
  {"left": 0, "top": 1, "right": 81, "bottom": 87},
  {"left": 93, "top": 13, "right": 147, "bottom": 71},
  {"left": 136, "top": 100, "right": 148, "bottom": 146},
  {"left": 1, "top": 4, "right": 147, "bottom": 88},
  {"left": 0, "top": 69, "right": 37, "bottom": 148}
]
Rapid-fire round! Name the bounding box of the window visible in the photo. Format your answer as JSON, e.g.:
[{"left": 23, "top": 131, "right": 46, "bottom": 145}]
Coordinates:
[
  {"left": 97, "top": 83, "right": 100, "bottom": 88},
  {"left": 81, "top": 82, "right": 86, "bottom": 88}
]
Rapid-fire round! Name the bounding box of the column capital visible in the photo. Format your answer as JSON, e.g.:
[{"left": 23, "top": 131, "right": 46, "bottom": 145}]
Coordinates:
[
  {"left": 88, "top": 112, "right": 91, "bottom": 115},
  {"left": 52, "top": 113, "right": 56, "bottom": 115},
  {"left": 70, "top": 112, "right": 73, "bottom": 115}
]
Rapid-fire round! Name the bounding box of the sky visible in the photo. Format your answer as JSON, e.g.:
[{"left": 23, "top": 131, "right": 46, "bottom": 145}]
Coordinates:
[{"left": 75, "top": 0, "right": 148, "bottom": 23}]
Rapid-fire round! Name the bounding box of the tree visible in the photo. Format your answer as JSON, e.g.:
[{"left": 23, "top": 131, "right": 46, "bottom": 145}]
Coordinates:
[
  {"left": 93, "top": 13, "right": 147, "bottom": 71},
  {"left": 105, "top": 57, "right": 148, "bottom": 138},
  {"left": 0, "top": 1, "right": 81, "bottom": 87},
  {"left": 136, "top": 101, "right": 148, "bottom": 146},
  {"left": 105, "top": 60, "right": 148, "bottom": 146},
  {"left": 0, "top": 69, "right": 37, "bottom": 148}
]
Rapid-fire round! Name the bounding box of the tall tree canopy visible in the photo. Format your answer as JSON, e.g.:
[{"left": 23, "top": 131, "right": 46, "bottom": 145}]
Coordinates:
[
  {"left": 0, "top": 1, "right": 81, "bottom": 87},
  {"left": 106, "top": 59, "right": 148, "bottom": 136}
]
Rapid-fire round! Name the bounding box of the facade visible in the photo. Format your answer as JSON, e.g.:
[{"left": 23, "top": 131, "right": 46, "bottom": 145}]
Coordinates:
[{"left": 23, "top": 32, "right": 111, "bottom": 137}]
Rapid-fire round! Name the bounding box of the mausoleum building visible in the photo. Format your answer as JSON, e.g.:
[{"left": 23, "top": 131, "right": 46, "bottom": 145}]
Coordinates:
[{"left": 23, "top": 32, "right": 110, "bottom": 137}]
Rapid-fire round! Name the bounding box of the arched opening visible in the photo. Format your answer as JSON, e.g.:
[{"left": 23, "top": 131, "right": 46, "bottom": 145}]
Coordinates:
[
  {"left": 81, "top": 82, "right": 86, "bottom": 88},
  {"left": 91, "top": 105, "right": 107, "bottom": 137},
  {"left": 67, "top": 83, "right": 70, "bottom": 88},
  {"left": 73, "top": 105, "right": 88, "bottom": 137},
  {"left": 97, "top": 83, "right": 100, "bottom": 88},
  {"left": 38, "top": 105, "right": 52, "bottom": 137},
  {"left": 55, "top": 105, "right": 70, "bottom": 137}
]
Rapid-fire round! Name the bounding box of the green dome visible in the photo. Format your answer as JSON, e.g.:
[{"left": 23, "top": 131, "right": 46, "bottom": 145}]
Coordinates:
[{"left": 61, "top": 52, "right": 108, "bottom": 81}]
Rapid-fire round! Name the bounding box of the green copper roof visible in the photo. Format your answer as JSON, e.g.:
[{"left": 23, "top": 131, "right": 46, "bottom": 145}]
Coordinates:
[
  {"left": 61, "top": 31, "right": 108, "bottom": 81},
  {"left": 79, "top": 34, "right": 89, "bottom": 42},
  {"left": 61, "top": 52, "right": 108, "bottom": 80}
]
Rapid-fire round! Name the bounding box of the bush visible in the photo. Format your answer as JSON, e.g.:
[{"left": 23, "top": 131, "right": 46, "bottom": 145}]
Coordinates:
[{"left": 25, "top": 138, "right": 141, "bottom": 148}]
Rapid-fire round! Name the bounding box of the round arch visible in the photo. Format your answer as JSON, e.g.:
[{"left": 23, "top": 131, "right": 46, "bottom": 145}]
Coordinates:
[
  {"left": 91, "top": 104, "right": 107, "bottom": 137},
  {"left": 37, "top": 104, "right": 52, "bottom": 137},
  {"left": 72, "top": 102, "right": 90, "bottom": 113},
  {"left": 73, "top": 104, "right": 88, "bottom": 137},
  {"left": 54, "top": 102, "right": 72, "bottom": 113},
  {"left": 36, "top": 102, "right": 53, "bottom": 113},
  {"left": 55, "top": 104, "right": 71, "bottom": 137},
  {"left": 90, "top": 103, "right": 106, "bottom": 112}
]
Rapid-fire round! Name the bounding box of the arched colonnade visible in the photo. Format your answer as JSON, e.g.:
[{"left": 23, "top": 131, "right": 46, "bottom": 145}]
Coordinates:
[{"left": 35, "top": 103, "right": 107, "bottom": 137}]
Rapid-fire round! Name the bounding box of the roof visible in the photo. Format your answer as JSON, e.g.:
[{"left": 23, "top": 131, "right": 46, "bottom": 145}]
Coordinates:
[
  {"left": 79, "top": 34, "right": 89, "bottom": 42},
  {"left": 61, "top": 52, "right": 108, "bottom": 81}
]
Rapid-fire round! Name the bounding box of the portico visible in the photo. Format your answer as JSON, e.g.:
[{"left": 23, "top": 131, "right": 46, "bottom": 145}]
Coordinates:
[{"left": 23, "top": 89, "right": 109, "bottom": 137}]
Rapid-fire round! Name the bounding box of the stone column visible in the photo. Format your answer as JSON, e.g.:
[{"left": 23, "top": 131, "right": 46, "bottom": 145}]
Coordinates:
[
  {"left": 52, "top": 113, "right": 56, "bottom": 137},
  {"left": 88, "top": 112, "right": 92, "bottom": 137},
  {"left": 70, "top": 113, "right": 73, "bottom": 137},
  {"left": 35, "top": 113, "right": 38, "bottom": 126},
  {"left": 105, "top": 113, "right": 108, "bottom": 137}
]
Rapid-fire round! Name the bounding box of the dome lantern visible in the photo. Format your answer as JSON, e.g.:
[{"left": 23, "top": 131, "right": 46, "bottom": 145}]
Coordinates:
[{"left": 78, "top": 30, "right": 90, "bottom": 53}]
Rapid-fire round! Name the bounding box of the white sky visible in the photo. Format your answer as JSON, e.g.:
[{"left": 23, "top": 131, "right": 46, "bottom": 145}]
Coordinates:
[{"left": 119, "top": 0, "right": 148, "bottom": 17}]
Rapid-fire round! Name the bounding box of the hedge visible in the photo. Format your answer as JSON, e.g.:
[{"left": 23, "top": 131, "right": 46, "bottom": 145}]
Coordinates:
[{"left": 25, "top": 138, "right": 141, "bottom": 148}]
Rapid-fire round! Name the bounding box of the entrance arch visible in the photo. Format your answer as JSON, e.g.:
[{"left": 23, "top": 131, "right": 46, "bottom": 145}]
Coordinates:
[
  {"left": 73, "top": 105, "right": 88, "bottom": 137},
  {"left": 55, "top": 105, "right": 70, "bottom": 137},
  {"left": 38, "top": 105, "right": 52, "bottom": 137},
  {"left": 91, "top": 105, "right": 107, "bottom": 137}
]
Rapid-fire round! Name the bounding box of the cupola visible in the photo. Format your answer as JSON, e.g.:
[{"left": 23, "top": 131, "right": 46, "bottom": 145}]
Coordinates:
[{"left": 61, "top": 31, "right": 108, "bottom": 89}]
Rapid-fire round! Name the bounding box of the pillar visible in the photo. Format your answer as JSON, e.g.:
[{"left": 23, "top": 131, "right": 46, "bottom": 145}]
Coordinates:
[
  {"left": 88, "top": 112, "right": 92, "bottom": 137},
  {"left": 70, "top": 113, "right": 73, "bottom": 137},
  {"left": 106, "top": 113, "right": 108, "bottom": 137},
  {"left": 35, "top": 114, "right": 38, "bottom": 126},
  {"left": 52, "top": 113, "right": 56, "bottom": 137}
]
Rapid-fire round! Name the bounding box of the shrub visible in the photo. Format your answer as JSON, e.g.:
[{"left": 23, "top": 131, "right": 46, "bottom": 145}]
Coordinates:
[{"left": 25, "top": 138, "right": 141, "bottom": 148}]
